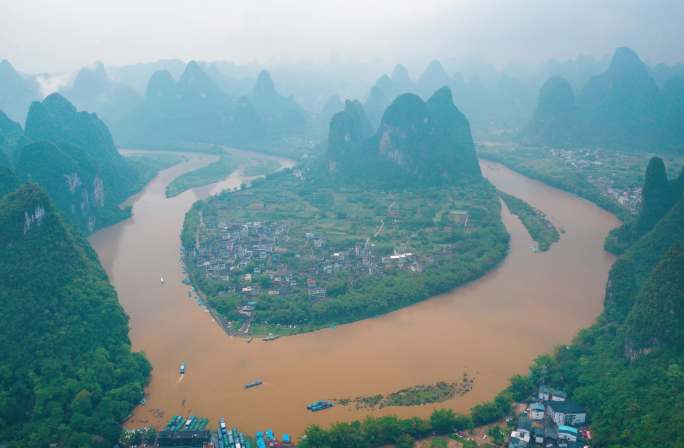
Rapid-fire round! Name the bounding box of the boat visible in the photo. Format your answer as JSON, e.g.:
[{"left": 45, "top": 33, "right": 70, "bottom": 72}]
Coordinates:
[
  {"left": 307, "top": 400, "right": 334, "bottom": 412},
  {"left": 161, "top": 276, "right": 165, "bottom": 284},
  {"left": 179, "top": 361, "right": 186, "bottom": 375},
  {"left": 262, "top": 334, "right": 280, "bottom": 341},
  {"left": 184, "top": 415, "right": 196, "bottom": 430},
  {"left": 244, "top": 379, "right": 263, "bottom": 388}
]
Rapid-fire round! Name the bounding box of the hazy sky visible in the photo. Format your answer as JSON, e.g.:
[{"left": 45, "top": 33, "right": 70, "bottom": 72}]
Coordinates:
[{"left": 2, "top": 0, "right": 684, "bottom": 74}]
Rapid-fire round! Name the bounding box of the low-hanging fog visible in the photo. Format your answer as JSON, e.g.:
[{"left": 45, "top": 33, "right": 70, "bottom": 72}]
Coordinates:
[{"left": 2, "top": 0, "right": 683, "bottom": 75}]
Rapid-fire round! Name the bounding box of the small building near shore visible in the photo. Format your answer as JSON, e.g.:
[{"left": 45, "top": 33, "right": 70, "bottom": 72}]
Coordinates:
[
  {"left": 546, "top": 400, "right": 587, "bottom": 426},
  {"left": 529, "top": 402, "right": 545, "bottom": 420},
  {"left": 539, "top": 385, "right": 567, "bottom": 402}
]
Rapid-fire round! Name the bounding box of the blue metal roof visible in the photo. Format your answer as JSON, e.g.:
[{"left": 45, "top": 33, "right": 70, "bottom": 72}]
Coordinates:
[{"left": 558, "top": 425, "right": 579, "bottom": 434}]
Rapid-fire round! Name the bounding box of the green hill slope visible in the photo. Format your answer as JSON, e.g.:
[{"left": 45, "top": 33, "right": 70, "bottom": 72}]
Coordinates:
[{"left": 0, "top": 184, "right": 149, "bottom": 447}]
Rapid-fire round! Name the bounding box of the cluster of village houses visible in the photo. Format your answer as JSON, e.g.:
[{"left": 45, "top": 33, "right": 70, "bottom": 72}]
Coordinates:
[
  {"left": 508, "top": 386, "right": 590, "bottom": 448},
  {"left": 190, "top": 216, "right": 425, "bottom": 312},
  {"left": 549, "top": 148, "right": 642, "bottom": 214}
]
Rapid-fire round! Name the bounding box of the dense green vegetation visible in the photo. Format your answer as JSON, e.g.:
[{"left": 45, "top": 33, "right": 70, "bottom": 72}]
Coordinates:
[
  {"left": 182, "top": 167, "right": 509, "bottom": 331},
  {"left": 165, "top": 154, "right": 238, "bottom": 197},
  {"left": 182, "top": 87, "right": 504, "bottom": 333},
  {"left": 498, "top": 190, "right": 559, "bottom": 251},
  {"left": 605, "top": 157, "right": 684, "bottom": 254},
  {"left": 298, "top": 185, "right": 684, "bottom": 446},
  {"left": 505, "top": 168, "right": 684, "bottom": 447},
  {"left": 298, "top": 394, "right": 513, "bottom": 448},
  {"left": 298, "top": 150, "right": 684, "bottom": 448},
  {"left": 1, "top": 93, "right": 167, "bottom": 233},
  {"left": 0, "top": 184, "right": 150, "bottom": 447},
  {"left": 328, "top": 88, "right": 481, "bottom": 185},
  {"left": 0, "top": 109, "right": 28, "bottom": 166},
  {"left": 0, "top": 166, "right": 18, "bottom": 196}
]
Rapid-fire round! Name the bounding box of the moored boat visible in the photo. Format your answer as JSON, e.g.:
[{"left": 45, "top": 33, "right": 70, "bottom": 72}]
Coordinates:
[
  {"left": 307, "top": 399, "right": 334, "bottom": 412},
  {"left": 244, "top": 379, "right": 263, "bottom": 388}
]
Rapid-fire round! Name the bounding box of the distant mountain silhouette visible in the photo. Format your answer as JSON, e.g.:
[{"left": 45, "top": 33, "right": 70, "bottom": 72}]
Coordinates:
[
  {"left": 0, "top": 59, "right": 41, "bottom": 123},
  {"left": 61, "top": 62, "right": 143, "bottom": 135},
  {"left": 0, "top": 111, "right": 27, "bottom": 166},
  {"left": 116, "top": 62, "right": 309, "bottom": 150},
  {"left": 522, "top": 76, "right": 579, "bottom": 145},
  {"left": 524, "top": 47, "right": 684, "bottom": 152}
]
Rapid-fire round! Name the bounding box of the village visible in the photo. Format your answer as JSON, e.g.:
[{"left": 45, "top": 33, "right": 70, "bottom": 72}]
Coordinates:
[
  {"left": 505, "top": 385, "right": 590, "bottom": 448},
  {"left": 549, "top": 148, "right": 642, "bottom": 214},
  {"left": 186, "top": 211, "right": 431, "bottom": 325}
]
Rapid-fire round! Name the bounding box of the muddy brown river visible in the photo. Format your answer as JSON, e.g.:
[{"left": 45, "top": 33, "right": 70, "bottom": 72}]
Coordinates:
[{"left": 90, "top": 150, "right": 619, "bottom": 438}]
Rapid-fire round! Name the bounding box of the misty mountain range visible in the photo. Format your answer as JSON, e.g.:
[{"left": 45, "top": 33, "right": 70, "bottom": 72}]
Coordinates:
[
  {"left": 2, "top": 46, "right": 684, "bottom": 153},
  {"left": 523, "top": 47, "right": 684, "bottom": 151}
]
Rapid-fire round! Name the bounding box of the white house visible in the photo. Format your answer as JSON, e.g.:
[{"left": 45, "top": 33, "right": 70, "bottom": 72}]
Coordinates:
[
  {"left": 546, "top": 400, "right": 587, "bottom": 426},
  {"left": 510, "top": 416, "right": 532, "bottom": 445}
]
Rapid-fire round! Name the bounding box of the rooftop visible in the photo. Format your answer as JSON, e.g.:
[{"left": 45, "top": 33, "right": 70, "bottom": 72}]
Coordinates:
[
  {"left": 558, "top": 425, "right": 579, "bottom": 434},
  {"left": 547, "top": 400, "right": 586, "bottom": 414}
]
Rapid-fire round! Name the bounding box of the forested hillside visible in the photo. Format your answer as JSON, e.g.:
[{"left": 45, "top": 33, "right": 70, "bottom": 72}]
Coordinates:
[
  {"left": 520, "top": 168, "right": 684, "bottom": 447},
  {"left": 605, "top": 156, "right": 684, "bottom": 253},
  {"left": 1, "top": 93, "right": 159, "bottom": 232},
  {"left": 0, "top": 184, "right": 150, "bottom": 447},
  {"left": 328, "top": 87, "right": 481, "bottom": 185}
]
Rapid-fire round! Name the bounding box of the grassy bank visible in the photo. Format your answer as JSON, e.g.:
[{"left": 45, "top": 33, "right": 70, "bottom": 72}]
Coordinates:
[
  {"left": 498, "top": 190, "right": 559, "bottom": 251},
  {"left": 165, "top": 154, "right": 239, "bottom": 198}
]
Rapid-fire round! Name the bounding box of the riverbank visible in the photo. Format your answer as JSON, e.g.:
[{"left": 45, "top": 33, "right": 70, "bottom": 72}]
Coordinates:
[
  {"left": 90, "top": 156, "right": 618, "bottom": 438},
  {"left": 180, "top": 169, "right": 510, "bottom": 336},
  {"left": 497, "top": 190, "right": 560, "bottom": 251}
]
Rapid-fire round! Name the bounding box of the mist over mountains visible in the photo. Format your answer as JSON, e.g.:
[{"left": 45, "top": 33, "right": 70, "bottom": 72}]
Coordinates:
[
  {"left": 3, "top": 46, "right": 684, "bottom": 152},
  {"left": 523, "top": 47, "right": 684, "bottom": 151}
]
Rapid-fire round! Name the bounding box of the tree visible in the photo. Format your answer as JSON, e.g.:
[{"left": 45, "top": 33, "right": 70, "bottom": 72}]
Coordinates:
[
  {"left": 396, "top": 433, "right": 415, "bottom": 448},
  {"left": 487, "top": 426, "right": 506, "bottom": 446},
  {"left": 143, "top": 427, "right": 157, "bottom": 444},
  {"left": 430, "top": 408, "right": 456, "bottom": 434},
  {"left": 508, "top": 374, "right": 534, "bottom": 401}
]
